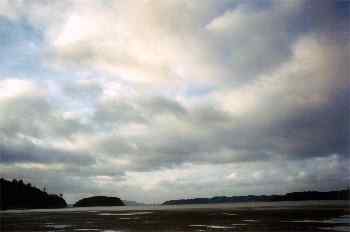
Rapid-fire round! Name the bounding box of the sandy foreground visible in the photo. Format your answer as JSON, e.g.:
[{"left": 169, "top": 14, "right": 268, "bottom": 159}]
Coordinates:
[{"left": 1, "top": 203, "right": 349, "bottom": 232}]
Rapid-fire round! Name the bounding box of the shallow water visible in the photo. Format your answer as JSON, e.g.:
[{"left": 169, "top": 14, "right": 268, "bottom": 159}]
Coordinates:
[{"left": 1, "top": 201, "right": 349, "bottom": 231}]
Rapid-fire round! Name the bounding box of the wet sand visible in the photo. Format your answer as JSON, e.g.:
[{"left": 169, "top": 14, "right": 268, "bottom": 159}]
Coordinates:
[{"left": 1, "top": 202, "right": 349, "bottom": 231}]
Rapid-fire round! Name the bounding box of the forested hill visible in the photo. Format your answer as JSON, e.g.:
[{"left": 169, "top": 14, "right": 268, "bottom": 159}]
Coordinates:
[
  {"left": 73, "top": 196, "right": 125, "bottom": 207},
  {"left": 163, "top": 189, "right": 350, "bottom": 205},
  {"left": 0, "top": 178, "right": 67, "bottom": 210}
]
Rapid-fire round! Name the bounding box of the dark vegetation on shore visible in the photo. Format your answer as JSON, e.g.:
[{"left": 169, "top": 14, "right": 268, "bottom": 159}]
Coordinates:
[
  {"left": 0, "top": 178, "right": 67, "bottom": 210},
  {"left": 1, "top": 177, "right": 348, "bottom": 210},
  {"left": 73, "top": 196, "right": 125, "bottom": 207},
  {"left": 163, "top": 189, "right": 350, "bottom": 205}
]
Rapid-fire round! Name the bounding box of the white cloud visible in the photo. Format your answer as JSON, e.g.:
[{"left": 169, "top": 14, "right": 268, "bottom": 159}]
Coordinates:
[
  {"left": 0, "top": 79, "right": 45, "bottom": 99},
  {"left": 0, "top": 0, "right": 349, "bottom": 203}
]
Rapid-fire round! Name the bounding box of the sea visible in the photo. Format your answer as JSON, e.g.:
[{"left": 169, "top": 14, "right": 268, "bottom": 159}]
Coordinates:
[{"left": 1, "top": 200, "right": 349, "bottom": 232}]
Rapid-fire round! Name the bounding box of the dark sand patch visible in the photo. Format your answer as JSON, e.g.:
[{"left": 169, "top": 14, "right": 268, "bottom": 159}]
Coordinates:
[{"left": 1, "top": 203, "right": 349, "bottom": 231}]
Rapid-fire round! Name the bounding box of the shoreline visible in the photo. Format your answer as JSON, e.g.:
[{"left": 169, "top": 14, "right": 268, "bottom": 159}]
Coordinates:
[{"left": 1, "top": 200, "right": 349, "bottom": 214}]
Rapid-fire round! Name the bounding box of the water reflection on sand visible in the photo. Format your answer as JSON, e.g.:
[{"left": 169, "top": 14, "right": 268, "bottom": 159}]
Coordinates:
[{"left": 1, "top": 201, "right": 349, "bottom": 231}]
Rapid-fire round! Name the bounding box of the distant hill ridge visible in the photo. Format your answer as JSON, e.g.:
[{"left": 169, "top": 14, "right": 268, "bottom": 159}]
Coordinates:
[
  {"left": 163, "top": 189, "right": 350, "bottom": 205},
  {"left": 73, "top": 196, "right": 125, "bottom": 207},
  {"left": 0, "top": 178, "right": 67, "bottom": 210}
]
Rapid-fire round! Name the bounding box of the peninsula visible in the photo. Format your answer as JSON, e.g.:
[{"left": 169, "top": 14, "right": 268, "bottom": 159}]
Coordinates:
[{"left": 0, "top": 178, "right": 67, "bottom": 210}]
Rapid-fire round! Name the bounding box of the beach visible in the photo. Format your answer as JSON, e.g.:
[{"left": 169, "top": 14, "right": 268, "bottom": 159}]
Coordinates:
[{"left": 1, "top": 201, "right": 349, "bottom": 232}]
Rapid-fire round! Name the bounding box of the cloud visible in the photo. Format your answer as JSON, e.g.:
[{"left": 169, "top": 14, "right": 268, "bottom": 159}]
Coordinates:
[
  {"left": 0, "top": 140, "right": 95, "bottom": 165},
  {"left": 0, "top": 0, "right": 349, "bottom": 203},
  {"left": 0, "top": 79, "right": 90, "bottom": 139},
  {"left": 0, "top": 0, "right": 22, "bottom": 20},
  {"left": 0, "top": 78, "right": 45, "bottom": 99}
]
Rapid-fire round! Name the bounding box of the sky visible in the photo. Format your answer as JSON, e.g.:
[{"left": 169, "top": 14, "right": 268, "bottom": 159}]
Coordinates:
[{"left": 0, "top": 0, "right": 349, "bottom": 204}]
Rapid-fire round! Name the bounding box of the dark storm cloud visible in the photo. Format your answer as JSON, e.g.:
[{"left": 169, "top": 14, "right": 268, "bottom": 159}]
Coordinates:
[
  {"left": 266, "top": 90, "right": 349, "bottom": 159},
  {"left": 0, "top": 141, "right": 95, "bottom": 165}
]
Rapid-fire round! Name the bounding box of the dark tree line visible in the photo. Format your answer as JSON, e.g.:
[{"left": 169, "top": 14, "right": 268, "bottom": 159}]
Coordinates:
[
  {"left": 73, "top": 196, "right": 125, "bottom": 207},
  {"left": 163, "top": 189, "right": 350, "bottom": 205},
  {"left": 0, "top": 178, "right": 67, "bottom": 210}
]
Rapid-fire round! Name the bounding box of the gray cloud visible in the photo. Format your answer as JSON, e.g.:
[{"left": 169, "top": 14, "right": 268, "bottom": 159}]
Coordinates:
[
  {"left": 0, "top": 140, "right": 95, "bottom": 165},
  {"left": 0, "top": 90, "right": 90, "bottom": 139},
  {"left": 0, "top": 0, "right": 349, "bottom": 203}
]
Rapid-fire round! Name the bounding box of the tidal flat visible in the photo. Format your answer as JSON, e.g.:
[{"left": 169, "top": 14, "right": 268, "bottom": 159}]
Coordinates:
[{"left": 1, "top": 201, "right": 349, "bottom": 232}]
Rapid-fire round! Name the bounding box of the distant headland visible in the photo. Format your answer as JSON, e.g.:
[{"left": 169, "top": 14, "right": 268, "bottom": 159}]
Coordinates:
[
  {"left": 0, "top": 178, "right": 67, "bottom": 210},
  {"left": 162, "top": 189, "right": 350, "bottom": 205},
  {"left": 0, "top": 178, "right": 126, "bottom": 210},
  {"left": 1, "top": 177, "right": 349, "bottom": 210},
  {"left": 73, "top": 196, "right": 125, "bottom": 207}
]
